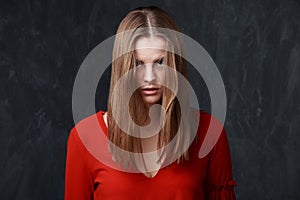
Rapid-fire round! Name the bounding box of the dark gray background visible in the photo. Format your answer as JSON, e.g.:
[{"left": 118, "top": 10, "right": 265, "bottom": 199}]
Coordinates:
[{"left": 1, "top": 0, "right": 300, "bottom": 199}]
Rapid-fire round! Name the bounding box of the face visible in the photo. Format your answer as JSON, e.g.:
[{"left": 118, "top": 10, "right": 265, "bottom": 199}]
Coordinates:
[{"left": 134, "top": 36, "right": 166, "bottom": 108}]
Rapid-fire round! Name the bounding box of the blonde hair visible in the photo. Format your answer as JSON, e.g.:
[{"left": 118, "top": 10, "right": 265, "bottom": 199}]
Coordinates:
[{"left": 107, "top": 6, "right": 193, "bottom": 171}]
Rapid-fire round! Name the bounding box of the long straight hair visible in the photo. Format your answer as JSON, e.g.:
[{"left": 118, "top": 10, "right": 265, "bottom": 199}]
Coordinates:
[{"left": 107, "top": 6, "right": 194, "bottom": 171}]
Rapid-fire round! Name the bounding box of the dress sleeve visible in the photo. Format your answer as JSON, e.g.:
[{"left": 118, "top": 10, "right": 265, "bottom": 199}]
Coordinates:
[
  {"left": 203, "top": 128, "right": 237, "bottom": 200},
  {"left": 64, "top": 128, "right": 94, "bottom": 200}
]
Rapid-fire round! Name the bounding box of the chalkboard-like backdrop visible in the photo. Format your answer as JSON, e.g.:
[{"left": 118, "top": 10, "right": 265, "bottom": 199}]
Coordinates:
[{"left": 0, "top": 0, "right": 299, "bottom": 199}]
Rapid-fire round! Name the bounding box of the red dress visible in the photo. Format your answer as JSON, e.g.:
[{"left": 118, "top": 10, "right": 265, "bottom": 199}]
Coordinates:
[{"left": 64, "top": 111, "right": 237, "bottom": 200}]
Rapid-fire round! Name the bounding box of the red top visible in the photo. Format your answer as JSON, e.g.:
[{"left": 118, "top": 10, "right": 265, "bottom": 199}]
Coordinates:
[{"left": 64, "top": 111, "right": 236, "bottom": 200}]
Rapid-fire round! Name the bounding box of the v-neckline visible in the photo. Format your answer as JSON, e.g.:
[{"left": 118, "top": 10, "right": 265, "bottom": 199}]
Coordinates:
[
  {"left": 138, "top": 152, "right": 165, "bottom": 179},
  {"left": 143, "top": 170, "right": 160, "bottom": 178}
]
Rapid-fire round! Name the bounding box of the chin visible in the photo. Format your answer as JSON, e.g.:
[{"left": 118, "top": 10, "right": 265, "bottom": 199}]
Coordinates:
[{"left": 142, "top": 97, "right": 162, "bottom": 107}]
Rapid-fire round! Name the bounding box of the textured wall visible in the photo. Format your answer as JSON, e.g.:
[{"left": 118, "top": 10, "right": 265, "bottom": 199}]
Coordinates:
[{"left": 0, "top": 0, "right": 299, "bottom": 199}]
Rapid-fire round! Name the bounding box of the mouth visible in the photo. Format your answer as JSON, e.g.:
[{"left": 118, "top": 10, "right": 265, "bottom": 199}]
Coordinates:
[{"left": 141, "top": 87, "right": 160, "bottom": 95}]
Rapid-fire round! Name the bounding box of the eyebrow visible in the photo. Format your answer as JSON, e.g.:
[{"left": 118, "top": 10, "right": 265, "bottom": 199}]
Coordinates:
[{"left": 135, "top": 56, "right": 164, "bottom": 64}]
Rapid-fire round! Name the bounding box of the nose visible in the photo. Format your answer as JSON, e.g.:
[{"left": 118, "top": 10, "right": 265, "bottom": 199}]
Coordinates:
[{"left": 143, "top": 63, "right": 155, "bottom": 82}]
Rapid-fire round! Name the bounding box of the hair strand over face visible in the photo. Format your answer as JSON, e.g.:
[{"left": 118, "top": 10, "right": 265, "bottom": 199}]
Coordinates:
[{"left": 107, "top": 6, "right": 195, "bottom": 172}]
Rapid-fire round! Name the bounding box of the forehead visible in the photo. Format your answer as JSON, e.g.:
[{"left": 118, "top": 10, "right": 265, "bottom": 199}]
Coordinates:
[{"left": 134, "top": 36, "right": 166, "bottom": 62}]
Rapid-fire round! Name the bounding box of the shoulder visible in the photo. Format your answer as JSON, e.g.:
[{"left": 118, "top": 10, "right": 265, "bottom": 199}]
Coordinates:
[
  {"left": 198, "top": 110, "right": 224, "bottom": 128},
  {"left": 73, "top": 111, "right": 106, "bottom": 130},
  {"left": 68, "top": 111, "right": 112, "bottom": 164},
  {"left": 191, "top": 109, "right": 225, "bottom": 138},
  {"left": 191, "top": 109, "right": 228, "bottom": 158},
  {"left": 70, "top": 110, "right": 107, "bottom": 140},
  {"left": 67, "top": 111, "right": 107, "bottom": 155}
]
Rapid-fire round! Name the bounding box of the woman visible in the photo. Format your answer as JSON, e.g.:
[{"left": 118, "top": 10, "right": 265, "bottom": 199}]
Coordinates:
[{"left": 65, "top": 6, "right": 236, "bottom": 200}]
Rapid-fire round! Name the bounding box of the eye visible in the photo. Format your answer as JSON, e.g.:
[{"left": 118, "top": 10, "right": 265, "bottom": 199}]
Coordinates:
[
  {"left": 155, "top": 58, "right": 164, "bottom": 66},
  {"left": 135, "top": 60, "right": 144, "bottom": 67}
]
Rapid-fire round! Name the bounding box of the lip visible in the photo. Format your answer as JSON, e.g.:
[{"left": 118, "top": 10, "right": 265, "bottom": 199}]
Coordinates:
[{"left": 141, "top": 87, "right": 159, "bottom": 95}]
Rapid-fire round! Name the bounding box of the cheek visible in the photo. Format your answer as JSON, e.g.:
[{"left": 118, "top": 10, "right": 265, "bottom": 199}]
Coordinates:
[
  {"left": 135, "top": 70, "right": 144, "bottom": 84},
  {"left": 155, "top": 70, "right": 165, "bottom": 82}
]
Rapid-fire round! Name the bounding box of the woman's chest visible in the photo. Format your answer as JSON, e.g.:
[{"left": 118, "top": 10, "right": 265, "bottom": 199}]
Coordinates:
[{"left": 93, "top": 155, "right": 209, "bottom": 199}]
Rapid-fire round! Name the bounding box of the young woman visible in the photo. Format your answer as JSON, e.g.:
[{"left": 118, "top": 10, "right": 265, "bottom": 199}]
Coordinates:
[{"left": 65, "top": 6, "right": 237, "bottom": 200}]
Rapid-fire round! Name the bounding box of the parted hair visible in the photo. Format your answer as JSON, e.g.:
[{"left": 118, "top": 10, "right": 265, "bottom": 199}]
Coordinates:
[{"left": 107, "top": 6, "right": 194, "bottom": 171}]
